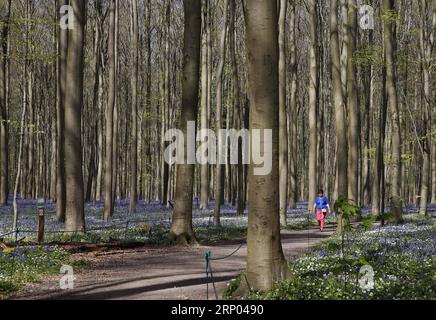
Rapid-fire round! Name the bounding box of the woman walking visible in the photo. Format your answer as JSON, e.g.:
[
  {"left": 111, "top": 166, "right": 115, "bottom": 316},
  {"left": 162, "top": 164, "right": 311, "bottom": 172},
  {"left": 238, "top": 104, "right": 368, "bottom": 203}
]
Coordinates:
[{"left": 312, "top": 189, "right": 331, "bottom": 231}]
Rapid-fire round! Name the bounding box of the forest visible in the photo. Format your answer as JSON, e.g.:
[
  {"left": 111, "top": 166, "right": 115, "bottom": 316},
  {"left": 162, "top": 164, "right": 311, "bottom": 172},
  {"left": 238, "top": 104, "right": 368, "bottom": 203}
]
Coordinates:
[{"left": 0, "top": 0, "right": 435, "bottom": 301}]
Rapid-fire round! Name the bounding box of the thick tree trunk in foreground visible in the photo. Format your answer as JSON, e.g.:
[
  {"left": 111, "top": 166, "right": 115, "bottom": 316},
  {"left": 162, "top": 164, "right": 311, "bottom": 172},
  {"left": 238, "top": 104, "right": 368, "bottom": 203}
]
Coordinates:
[
  {"left": 383, "top": 0, "right": 403, "bottom": 224},
  {"left": 64, "top": 0, "right": 86, "bottom": 233},
  {"left": 278, "top": 0, "right": 288, "bottom": 226},
  {"left": 168, "top": 0, "right": 201, "bottom": 245},
  {"left": 330, "top": 0, "right": 348, "bottom": 232},
  {"left": 245, "top": 0, "right": 289, "bottom": 291}
]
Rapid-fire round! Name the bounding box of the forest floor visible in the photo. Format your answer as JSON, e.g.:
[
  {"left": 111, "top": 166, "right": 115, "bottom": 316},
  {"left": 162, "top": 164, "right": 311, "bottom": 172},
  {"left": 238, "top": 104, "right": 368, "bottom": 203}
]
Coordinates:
[
  {"left": 3, "top": 200, "right": 433, "bottom": 300},
  {"left": 9, "top": 227, "right": 334, "bottom": 300}
]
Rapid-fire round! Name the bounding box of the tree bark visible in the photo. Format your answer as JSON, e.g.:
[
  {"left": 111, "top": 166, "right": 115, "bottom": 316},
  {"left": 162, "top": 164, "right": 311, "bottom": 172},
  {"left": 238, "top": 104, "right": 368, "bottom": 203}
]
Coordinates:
[
  {"left": 199, "top": 0, "right": 209, "bottom": 210},
  {"left": 168, "top": 0, "right": 201, "bottom": 245},
  {"left": 129, "top": 0, "right": 139, "bottom": 213},
  {"left": 347, "top": 0, "right": 359, "bottom": 205},
  {"left": 104, "top": 0, "right": 117, "bottom": 221},
  {"left": 278, "top": 0, "right": 288, "bottom": 226},
  {"left": 229, "top": 0, "right": 244, "bottom": 216},
  {"left": 214, "top": 0, "right": 230, "bottom": 226},
  {"left": 383, "top": 0, "right": 403, "bottom": 224},
  {"left": 308, "top": 0, "right": 318, "bottom": 211},
  {"left": 245, "top": 0, "right": 289, "bottom": 292},
  {"left": 64, "top": 0, "right": 86, "bottom": 233},
  {"left": 330, "top": 0, "right": 348, "bottom": 232},
  {"left": 0, "top": 0, "right": 11, "bottom": 205},
  {"left": 288, "top": 0, "right": 298, "bottom": 209},
  {"left": 418, "top": 0, "right": 432, "bottom": 215}
]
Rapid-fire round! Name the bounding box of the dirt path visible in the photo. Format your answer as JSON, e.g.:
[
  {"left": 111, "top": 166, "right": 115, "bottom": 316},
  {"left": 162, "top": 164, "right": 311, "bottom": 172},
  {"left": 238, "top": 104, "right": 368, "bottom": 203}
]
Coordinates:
[{"left": 11, "top": 227, "right": 333, "bottom": 300}]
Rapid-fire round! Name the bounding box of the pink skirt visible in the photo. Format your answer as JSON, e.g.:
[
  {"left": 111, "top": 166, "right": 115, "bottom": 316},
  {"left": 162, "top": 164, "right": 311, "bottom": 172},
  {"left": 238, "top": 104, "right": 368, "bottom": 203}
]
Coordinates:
[{"left": 316, "top": 209, "right": 326, "bottom": 221}]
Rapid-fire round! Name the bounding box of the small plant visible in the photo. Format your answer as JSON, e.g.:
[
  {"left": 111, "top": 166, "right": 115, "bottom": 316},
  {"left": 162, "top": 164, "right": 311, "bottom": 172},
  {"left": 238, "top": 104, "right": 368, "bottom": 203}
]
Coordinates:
[
  {"left": 0, "top": 245, "right": 71, "bottom": 296},
  {"left": 223, "top": 274, "right": 242, "bottom": 300}
]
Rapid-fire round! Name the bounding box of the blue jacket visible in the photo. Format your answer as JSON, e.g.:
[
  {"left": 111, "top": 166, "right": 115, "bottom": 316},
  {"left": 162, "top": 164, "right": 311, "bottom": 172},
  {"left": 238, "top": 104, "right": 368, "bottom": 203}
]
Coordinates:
[{"left": 315, "top": 196, "right": 329, "bottom": 210}]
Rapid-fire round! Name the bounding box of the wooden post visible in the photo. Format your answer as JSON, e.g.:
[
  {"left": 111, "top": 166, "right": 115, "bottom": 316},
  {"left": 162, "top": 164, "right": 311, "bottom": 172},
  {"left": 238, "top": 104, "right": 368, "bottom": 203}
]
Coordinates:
[{"left": 37, "top": 199, "right": 45, "bottom": 243}]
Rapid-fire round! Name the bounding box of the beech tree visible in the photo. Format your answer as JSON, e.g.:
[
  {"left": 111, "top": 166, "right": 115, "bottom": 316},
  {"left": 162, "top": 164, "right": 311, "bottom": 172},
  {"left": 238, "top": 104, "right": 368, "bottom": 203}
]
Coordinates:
[
  {"left": 245, "top": 0, "right": 289, "bottom": 291},
  {"left": 64, "top": 0, "right": 86, "bottom": 233},
  {"left": 168, "top": 0, "right": 201, "bottom": 245},
  {"left": 104, "top": 0, "right": 117, "bottom": 222},
  {"left": 278, "top": 0, "right": 288, "bottom": 226},
  {"left": 307, "top": 0, "right": 318, "bottom": 211},
  {"left": 129, "top": 0, "right": 139, "bottom": 213},
  {"left": 214, "top": 0, "right": 229, "bottom": 226},
  {"left": 330, "top": 0, "right": 348, "bottom": 232},
  {"left": 383, "top": 0, "right": 403, "bottom": 224},
  {"left": 0, "top": 0, "right": 11, "bottom": 206}
]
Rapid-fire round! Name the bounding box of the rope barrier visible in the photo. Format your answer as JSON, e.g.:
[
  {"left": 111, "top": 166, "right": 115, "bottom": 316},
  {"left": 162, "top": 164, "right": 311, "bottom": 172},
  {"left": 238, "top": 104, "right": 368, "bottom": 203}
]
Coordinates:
[
  {"left": 204, "top": 240, "right": 246, "bottom": 300},
  {"left": 0, "top": 217, "right": 173, "bottom": 240},
  {"left": 2, "top": 214, "right": 234, "bottom": 240},
  {"left": 0, "top": 230, "right": 16, "bottom": 238},
  {"left": 209, "top": 241, "right": 245, "bottom": 261}
]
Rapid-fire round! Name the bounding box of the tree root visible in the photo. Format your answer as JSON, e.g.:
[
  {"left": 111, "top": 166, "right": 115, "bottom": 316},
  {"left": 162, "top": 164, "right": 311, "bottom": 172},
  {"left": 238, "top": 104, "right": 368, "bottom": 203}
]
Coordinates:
[{"left": 167, "top": 231, "right": 199, "bottom": 246}]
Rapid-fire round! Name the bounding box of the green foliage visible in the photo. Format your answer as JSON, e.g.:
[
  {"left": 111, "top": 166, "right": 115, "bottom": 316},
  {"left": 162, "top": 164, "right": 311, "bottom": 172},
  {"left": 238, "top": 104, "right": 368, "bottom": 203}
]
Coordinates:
[
  {"left": 223, "top": 274, "right": 242, "bottom": 300},
  {"left": 0, "top": 245, "right": 70, "bottom": 296},
  {"left": 361, "top": 215, "right": 376, "bottom": 230},
  {"left": 246, "top": 221, "right": 435, "bottom": 300},
  {"left": 71, "top": 258, "right": 92, "bottom": 269},
  {"left": 196, "top": 226, "right": 247, "bottom": 243},
  {"left": 284, "top": 217, "right": 336, "bottom": 231},
  {"left": 334, "top": 196, "right": 362, "bottom": 231},
  {"left": 354, "top": 45, "right": 384, "bottom": 67},
  {"left": 381, "top": 9, "right": 400, "bottom": 24}
]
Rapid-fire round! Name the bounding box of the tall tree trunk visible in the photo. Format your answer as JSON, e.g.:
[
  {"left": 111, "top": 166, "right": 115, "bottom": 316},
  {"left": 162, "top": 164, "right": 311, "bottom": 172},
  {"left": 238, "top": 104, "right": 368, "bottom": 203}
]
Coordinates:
[
  {"left": 129, "top": 0, "right": 139, "bottom": 213},
  {"left": 199, "top": 0, "right": 209, "bottom": 210},
  {"left": 418, "top": 0, "right": 432, "bottom": 215},
  {"left": 432, "top": 0, "right": 436, "bottom": 205},
  {"left": 362, "top": 26, "right": 374, "bottom": 207},
  {"left": 161, "top": 1, "right": 171, "bottom": 206},
  {"left": 214, "top": 0, "right": 229, "bottom": 226},
  {"left": 278, "top": 0, "right": 288, "bottom": 226},
  {"left": 308, "top": 0, "right": 318, "bottom": 211},
  {"left": 94, "top": 0, "right": 104, "bottom": 202},
  {"left": 112, "top": 0, "right": 119, "bottom": 205},
  {"left": 64, "top": 0, "right": 86, "bottom": 233},
  {"left": 245, "top": 0, "right": 289, "bottom": 292},
  {"left": 347, "top": 0, "right": 359, "bottom": 205},
  {"left": 229, "top": 0, "right": 244, "bottom": 216},
  {"left": 0, "top": 0, "right": 11, "bottom": 205},
  {"left": 104, "top": 0, "right": 117, "bottom": 221},
  {"left": 330, "top": 0, "right": 348, "bottom": 232},
  {"left": 56, "top": 0, "right": 68, "bottom": 222},
  {"left": 383, "top": 0, "right": 403, "bottom": 224},
  {"left": 168, "top": 0, "right": 201, "bottom": 245},
  {"left": 50, "top": 1, "right": 58, "bottom": 202},
  {"left": 288, "top": 0, "right": 298, "bottom": 209}
]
